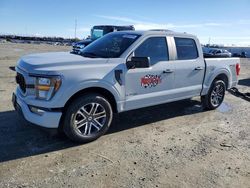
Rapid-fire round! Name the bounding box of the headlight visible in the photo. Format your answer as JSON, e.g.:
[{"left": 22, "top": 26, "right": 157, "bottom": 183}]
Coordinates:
[
  {"left": 79, "top": 44, "right": 85, "bottom": 49},
  {"left": 35, "top": 76, "right": 61, "bottom": 100}
]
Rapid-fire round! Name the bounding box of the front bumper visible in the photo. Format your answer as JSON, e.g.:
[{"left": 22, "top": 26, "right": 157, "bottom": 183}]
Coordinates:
[{"left": 12, "top": 92, "right": 62, "bottom": 128}]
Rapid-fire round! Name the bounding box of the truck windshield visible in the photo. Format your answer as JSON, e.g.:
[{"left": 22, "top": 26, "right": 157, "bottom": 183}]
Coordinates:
[
  {"left": 91, "top": 29, "right": 105, "bottom": 40},
  {"left": 81, "top": 33, "right": 141, "bottom": 58}
]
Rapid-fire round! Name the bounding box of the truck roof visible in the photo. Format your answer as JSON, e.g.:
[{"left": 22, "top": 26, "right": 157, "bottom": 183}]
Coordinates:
[
  {"left": 116, "top": 30, "right": 197, "bottom": 38},
  {"left": 93, "top": 25, "right": 134, "bottom": 29},
  {"left": 93, "top": 25, "right": 134, "bottom": 27}
]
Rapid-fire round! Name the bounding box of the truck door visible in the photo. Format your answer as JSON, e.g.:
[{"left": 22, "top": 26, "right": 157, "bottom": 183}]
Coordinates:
[
  {"left": 124, "top": 36, "right": 175, "bottom": 111},
  {"left": 172, "top": 37, "right": 205, "bottom": 98}
]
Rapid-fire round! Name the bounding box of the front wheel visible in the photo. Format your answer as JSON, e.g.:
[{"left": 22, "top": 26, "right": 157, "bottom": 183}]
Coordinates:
[
  {"left": 63, "top": 93, "right": 113, "bottom": 143},
  {"left": 201, "top": 80, "right": 226, "bottom": 110}
]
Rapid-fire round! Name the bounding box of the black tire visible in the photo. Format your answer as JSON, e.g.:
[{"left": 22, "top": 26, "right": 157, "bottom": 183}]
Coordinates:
[
  {"left": 63, "top": 93, "right": 113, "bottom": 143},
  {"left": 201, "top": 80, "right": 226, "bottom": 110}
]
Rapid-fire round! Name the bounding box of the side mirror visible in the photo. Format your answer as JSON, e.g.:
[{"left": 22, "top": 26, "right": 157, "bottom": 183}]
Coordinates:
[{"left": 126, "top": 57, "right": 150, "bottom": 69}]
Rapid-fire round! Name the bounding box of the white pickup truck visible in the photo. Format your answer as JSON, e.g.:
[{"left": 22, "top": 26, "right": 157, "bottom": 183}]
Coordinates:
[{"left": 13, "top": 30, "right": 240, "bottom": 142}]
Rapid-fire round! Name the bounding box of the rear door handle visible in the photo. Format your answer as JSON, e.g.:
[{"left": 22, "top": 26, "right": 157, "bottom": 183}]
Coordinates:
[
  {"left": 194, "top": 67, "right": 204, "bottom": 70},
  {"left": 163, "top": 69, "right": 174, "bottom": 74}
]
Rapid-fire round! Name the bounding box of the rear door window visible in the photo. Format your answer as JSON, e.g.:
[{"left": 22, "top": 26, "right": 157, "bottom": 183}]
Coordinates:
[{"left": 174, "top": 38, "right": 198, "bottom": 60}]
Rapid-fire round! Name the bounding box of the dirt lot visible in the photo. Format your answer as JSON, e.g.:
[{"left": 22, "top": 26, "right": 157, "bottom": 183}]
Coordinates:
[{"left": 0, "top": 43, "right": 249, "bottom": 188}]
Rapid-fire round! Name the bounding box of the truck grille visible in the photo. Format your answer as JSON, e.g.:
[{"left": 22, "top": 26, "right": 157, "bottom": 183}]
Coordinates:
[{"left": 16, "top": 73, "right": 26, "bottom": 93}]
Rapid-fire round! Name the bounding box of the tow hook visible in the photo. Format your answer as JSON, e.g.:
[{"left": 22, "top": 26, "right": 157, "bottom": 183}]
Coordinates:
[{"left": 9, "top": 66, "right": 16, "bottom": 72}]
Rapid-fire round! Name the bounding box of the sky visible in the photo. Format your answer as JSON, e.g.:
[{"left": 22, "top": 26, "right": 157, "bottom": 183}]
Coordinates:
[{"left": 0, "top": 0, "right": 250, "bottom": 46}]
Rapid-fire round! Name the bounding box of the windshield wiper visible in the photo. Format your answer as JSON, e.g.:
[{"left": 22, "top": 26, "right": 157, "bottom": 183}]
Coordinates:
[{"left": 81, "top": 52, "right": 103, "bottom": 58}]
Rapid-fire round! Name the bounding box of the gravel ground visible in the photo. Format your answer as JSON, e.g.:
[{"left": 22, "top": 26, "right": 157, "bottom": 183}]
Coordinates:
[{"left": 0, "top": 43, "right": 249, "bottom": 188}]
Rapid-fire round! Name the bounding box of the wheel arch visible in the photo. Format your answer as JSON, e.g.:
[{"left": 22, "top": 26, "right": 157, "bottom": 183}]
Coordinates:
[
  {"left": 214, "top": 73, "right": 229, "bottom": 89},
  {"left": 202, "top": 69, "right": 230, "bottom": 96},
  {"left": 63, "top": 87, "right": 118, "bottom": 114},
  {"left": 57, "top": 86, "right": 119, "bottom": 132}
]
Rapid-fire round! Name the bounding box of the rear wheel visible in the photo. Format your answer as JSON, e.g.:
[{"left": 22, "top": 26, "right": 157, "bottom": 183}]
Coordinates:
[
  {"left": 63, "top": 93, "right": 113, "bottom": 143},
  {"left": 201, "top": 80, "right": 226, "bottom": 110}
]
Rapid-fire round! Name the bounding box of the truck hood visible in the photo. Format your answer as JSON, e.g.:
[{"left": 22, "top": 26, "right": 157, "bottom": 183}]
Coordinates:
[
  {"left": 75, "top": 39, "right": 93, "bottom": 46},
  {"left": 17, "top": 52, "right": 109, "bottom": 74}
]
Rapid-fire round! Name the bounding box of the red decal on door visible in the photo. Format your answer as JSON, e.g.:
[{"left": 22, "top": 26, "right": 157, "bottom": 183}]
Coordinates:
[{"left": 141, "top": 74, "right": 162, "bottom": 88}]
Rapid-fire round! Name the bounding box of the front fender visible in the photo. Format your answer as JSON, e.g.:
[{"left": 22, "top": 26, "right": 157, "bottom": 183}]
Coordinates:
[{"left": 62, "top": 79, "right": 125, "bottom": 111}]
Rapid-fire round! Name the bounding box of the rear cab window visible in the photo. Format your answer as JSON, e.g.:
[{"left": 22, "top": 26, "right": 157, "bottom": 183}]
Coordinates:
[{"left": 174, "top": 37, "right": 198, "bottom": 60}]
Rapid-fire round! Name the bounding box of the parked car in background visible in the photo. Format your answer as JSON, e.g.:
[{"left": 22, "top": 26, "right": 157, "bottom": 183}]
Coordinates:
[
  {"left": 72, "top": 25, "right": 135, "bottom": 54},
  {"left": 203, "top": 48, "right": 232, "bottom": 58},
  {"left": 232, "top": 51, "right": 247, "bottom": 58}
]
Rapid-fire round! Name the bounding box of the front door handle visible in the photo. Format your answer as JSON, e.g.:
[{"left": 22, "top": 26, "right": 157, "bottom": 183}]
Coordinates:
[
  {"left": 163, "top": 69, "right": 174, "bottom": 74},
  {"left": 194, "top": 67, "right": 204, "bottom": 70}
]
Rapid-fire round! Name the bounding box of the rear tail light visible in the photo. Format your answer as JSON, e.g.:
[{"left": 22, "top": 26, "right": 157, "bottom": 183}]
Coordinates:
[{"left": 236, "top": 63, "right": 240, "bottom": 76}]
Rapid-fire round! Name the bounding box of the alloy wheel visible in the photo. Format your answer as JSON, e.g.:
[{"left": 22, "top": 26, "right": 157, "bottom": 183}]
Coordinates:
[
  {"left": 210, "top": 83, "right": 224, "bottom": 107},
  {"left": 73, "top": 103, "right": 107, "bottom": 136}
]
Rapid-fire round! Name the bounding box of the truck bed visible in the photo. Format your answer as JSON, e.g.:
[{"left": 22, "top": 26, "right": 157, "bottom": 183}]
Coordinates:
[{"left": 201, "top": 57, "right": 240, "bottom": 95}]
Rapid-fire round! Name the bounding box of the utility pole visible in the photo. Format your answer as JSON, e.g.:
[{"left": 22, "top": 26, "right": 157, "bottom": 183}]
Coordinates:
[{"left": 74, "top": 19, "right": 77, "bottom": 41}]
